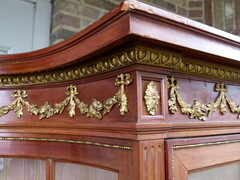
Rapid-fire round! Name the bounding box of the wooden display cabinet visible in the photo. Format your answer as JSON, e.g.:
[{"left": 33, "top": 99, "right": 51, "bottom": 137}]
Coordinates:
[{"left": 0, "top": 0, "right": 239, "bottom": 179}]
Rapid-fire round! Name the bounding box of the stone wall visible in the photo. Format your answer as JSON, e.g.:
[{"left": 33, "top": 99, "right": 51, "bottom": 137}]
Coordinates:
[{"left": 51, "top": 0, "right": 240, "bottom": 44}]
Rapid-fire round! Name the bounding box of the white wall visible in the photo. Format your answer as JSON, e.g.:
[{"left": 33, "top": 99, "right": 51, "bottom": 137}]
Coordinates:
[{"left": 0, "top": 0, "right": 51, "bottom": 54}]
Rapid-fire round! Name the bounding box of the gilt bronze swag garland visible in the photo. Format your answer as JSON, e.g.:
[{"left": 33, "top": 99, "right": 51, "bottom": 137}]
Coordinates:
[
  {"left": 0, "top": 74, "right": 132, "bottom": 119},
  {"left": 1, "top": 73, "right": 240, "bottom": 121},
  {"left": 167, "top": 77, "right": 240, "bottom": 121}
]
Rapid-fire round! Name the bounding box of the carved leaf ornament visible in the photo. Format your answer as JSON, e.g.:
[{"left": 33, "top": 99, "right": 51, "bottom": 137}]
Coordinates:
[
  {"left": 0, "top": 74, "right": 132, "bottom": 119},
  {"left": 167, "top": 77, "right": 240, "bottom": 121}
]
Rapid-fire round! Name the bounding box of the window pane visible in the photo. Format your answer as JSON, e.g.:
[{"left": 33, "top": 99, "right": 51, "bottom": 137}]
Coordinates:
[
  {"left": 0, "top": 158, "right": 46, "bottom": 180},
  {"left": 189, "top": 162, "right": 240, "bottom": 180},
  {"left": 55, "top": 162, "right": 118, "bottom": 180}
]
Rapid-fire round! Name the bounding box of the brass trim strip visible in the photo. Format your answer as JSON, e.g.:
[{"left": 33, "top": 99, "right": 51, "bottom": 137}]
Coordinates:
[
  {"left": 173, "top": 139, "right": 240, "bottom": 150},
  {"left": 0, "top": 137, "right": 133, "bottom": 150}
]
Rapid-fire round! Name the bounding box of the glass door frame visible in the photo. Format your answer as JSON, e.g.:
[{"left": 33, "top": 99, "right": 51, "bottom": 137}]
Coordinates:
[
  {"left": 0, "top": 136, "right": 132, "bottom": 180},
  {"left": 166, "top": 134, "right": 240, "bottom": 180}
]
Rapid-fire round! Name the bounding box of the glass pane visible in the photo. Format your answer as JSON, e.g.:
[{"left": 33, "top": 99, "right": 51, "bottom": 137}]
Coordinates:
[
  {"left": 55, "top": 162, "right": 118, "bottom": 180},
  {"left": 189, "top": 162, "right": 240, "bottom": 180},
  {"left": 0, "top": 158, "right": 46, "bottom": 180}
]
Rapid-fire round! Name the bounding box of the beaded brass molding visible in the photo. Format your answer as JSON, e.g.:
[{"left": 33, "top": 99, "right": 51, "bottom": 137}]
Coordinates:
[
  {"left": 173, "top": 139, "right": 240, "bottom": 150},
  {"left": 144, "top": 81, "right": 160, "bottom": 115},
  {"left": 2, "top": 46, "right": 240, "bottom": 87},
  {"left": 167, "top": 76, "right": 240, "bottom": 121},
  {"left": 0, "top": 137, "right": 132, "bottom": 150},
  {"left": 0, "top": 74, "right": 132, "bottom": 119}
]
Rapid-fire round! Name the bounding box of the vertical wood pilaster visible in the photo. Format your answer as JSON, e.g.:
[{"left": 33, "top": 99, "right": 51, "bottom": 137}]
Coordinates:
[{"left": 133, "top": 139, "right": 165, "bottom": 180}]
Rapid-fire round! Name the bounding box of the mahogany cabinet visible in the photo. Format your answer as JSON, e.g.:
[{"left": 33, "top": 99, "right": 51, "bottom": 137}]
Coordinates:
[{"left": 0, "top": 0, "right": 239, "bottom": 179}]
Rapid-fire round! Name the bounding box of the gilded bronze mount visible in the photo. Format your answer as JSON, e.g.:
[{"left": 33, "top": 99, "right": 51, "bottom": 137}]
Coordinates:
[
  {"left": 0, "top": 74, "right": 132, "bottom": 119},
  {"left": 167, "top": 77, "right": 240, "bottom": 121},
  {"left": 1, "top": 46, "right": 240, "bottom": 87},
  {"left": 144, "top": 81, "right": 160, "bottom": 115}
]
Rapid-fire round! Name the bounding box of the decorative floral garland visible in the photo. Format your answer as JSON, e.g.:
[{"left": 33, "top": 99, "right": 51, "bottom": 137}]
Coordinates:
[
  {"left": 0, "top": 74, "right": 132, "bottom": 120},
  {"left": 167, "top": 77, "right": 240, "bottom": 121}
]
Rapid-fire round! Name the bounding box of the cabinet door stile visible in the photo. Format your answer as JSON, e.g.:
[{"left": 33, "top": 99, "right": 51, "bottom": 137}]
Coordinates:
[{"left": 46, "top": 158, "right": 55, "bottom": 180}]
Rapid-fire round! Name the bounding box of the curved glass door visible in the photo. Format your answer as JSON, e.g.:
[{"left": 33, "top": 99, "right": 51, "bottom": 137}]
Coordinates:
[
  {"left": 189, "top": 162, "right": 240, "bottom": 180},
  {"left": 0, "top": 158, "right": 46, "bottom": 180},
  {"left": 167, "top": 135, "right": 240, "bottom": 180},
  {"left": 55, "top": 162, "right": 118, "bottom": 180}
]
